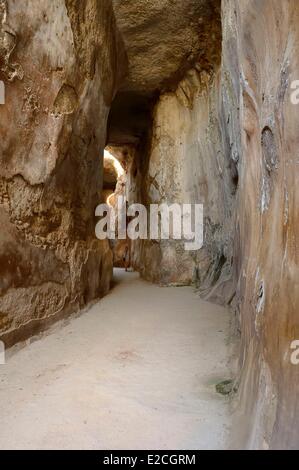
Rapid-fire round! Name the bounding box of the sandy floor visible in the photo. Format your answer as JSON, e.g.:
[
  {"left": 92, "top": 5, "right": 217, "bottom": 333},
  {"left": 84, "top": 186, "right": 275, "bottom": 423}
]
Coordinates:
[{"left": 0, "top": 269, "right": 231, "bottom": 450}]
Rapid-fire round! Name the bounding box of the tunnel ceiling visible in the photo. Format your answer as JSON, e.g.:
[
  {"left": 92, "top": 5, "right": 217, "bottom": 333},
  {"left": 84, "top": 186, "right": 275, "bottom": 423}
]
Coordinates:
[
  {"left": 112, "top": 0, "right": 221, "bottom": 95},
  {"left": 107, "top": 0, "right": 221, "bottom": 146}
]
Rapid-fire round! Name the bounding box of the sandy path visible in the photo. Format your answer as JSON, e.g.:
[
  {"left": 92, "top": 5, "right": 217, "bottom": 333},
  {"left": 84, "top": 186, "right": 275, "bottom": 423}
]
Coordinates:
[{"left": 0, "top": 269, "right": 231, "bottom": 450}]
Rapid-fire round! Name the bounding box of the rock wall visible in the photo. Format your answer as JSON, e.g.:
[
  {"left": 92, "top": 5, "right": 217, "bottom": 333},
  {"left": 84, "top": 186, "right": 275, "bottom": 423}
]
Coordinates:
[
  {"left": 0, "top": 0, "right": 126, "bottom": 346},
  {"left": 132, "top": 70, "right": 236, "bottom": 290},
  {"left": 222, "top": 0, "right": 299, "bottom": 450},
  {"left": 0, "top": 0, "right": 298, "bottom": 449},
  {"left": 111, "top": 1, "right": 235, "bottom": 291},
  {"left": 123, "top": 0, "right": 299, "bottom": 449}
]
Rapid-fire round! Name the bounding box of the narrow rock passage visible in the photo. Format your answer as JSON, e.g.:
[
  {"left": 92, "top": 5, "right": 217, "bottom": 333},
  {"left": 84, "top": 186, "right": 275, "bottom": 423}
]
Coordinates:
[{"left": 0, "top": 270, "right": 231, "bottom": 450}]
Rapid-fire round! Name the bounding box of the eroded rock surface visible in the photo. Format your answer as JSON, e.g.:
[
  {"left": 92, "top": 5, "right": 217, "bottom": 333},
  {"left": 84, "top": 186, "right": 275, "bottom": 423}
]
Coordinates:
[
  {"left": 110, "top": 0, "right": 299, "bottom": 449},
  {"left": 0, "top": 0, "right": 126, "bottom": 345},
  {"left": 129, "top": 71, "right": 236, "bottom": 289},
  {"left": 222, "top": 0, "right": 299, "bottom": 450},
  {"left": 112, "top": 0, "right": 221, "bottom": 95},
  {"left": 0, "top": 0, "right": 298, "bottom": 450},
  {"left": 108, "top": 0, "right": 221, "bottom": 145}
]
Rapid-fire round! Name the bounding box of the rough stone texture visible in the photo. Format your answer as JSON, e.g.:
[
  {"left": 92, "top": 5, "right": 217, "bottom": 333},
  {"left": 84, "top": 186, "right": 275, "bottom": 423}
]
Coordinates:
[
  {"left": 0, "top": 0, "right": 126, "bottom": 345},
  {"left": 109, "top": 0, "right": 232, "bottom": 289},
  {"left": 0, "top": 0, "right": 298, "bottom": 450},
  {"left": 222, "top": 0, "right": 299, "bottom": 450},
  {"left": 131, "top": 70, "right": 236, "bottom": 288},
  {"left": 112, "top": 0, "right": 221, "bottom": 95},
  {"left": 114, "top": 0, "right": 299, "bottom": 449},
  {"left": 108, "top": 0, "right": 221, "bottom": 146}
]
